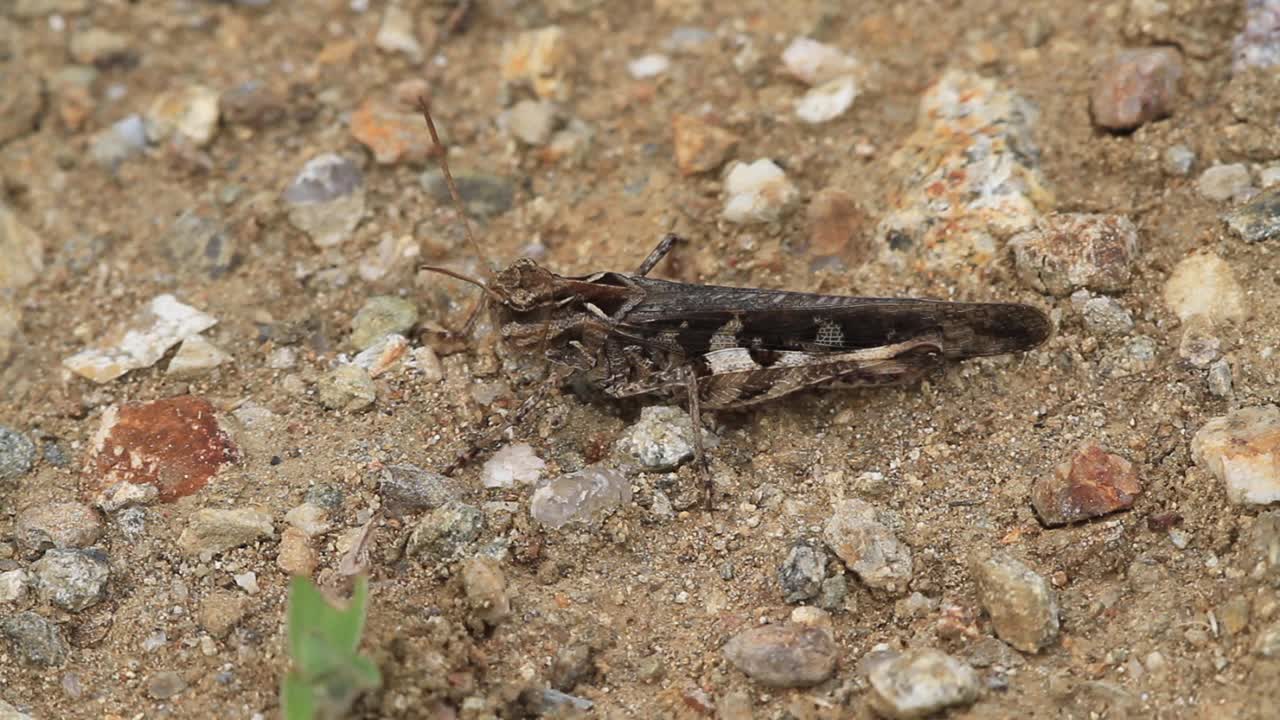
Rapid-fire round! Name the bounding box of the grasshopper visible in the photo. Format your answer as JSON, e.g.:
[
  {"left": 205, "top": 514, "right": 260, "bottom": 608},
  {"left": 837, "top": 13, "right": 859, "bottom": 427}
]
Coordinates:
[{"left": 414, "top": 99, "right": 1050, "bottom": 507}]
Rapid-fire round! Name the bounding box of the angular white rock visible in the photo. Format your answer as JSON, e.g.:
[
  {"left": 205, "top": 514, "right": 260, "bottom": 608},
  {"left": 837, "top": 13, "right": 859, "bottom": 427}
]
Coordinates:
[
  {"left": 1163, "top": 252, "right": 1247, "bottom": 325},
  {"left": 722, "top": 159, "right": 799, "bottom": 224},
  {"left": 352, "top": 333, "right": 408, "bottom": 378},
  {"left": 1192, "top": 405, "right": 1280, "bottom": 505},
  {"left": 64, "top": 294, "right": 217, "bottom": 383},
  {"left": 482, "top": 443, "right": 546, "bottom": 489},
  {"left": 781, "top": 37, "right": 859, "bottom": 86},
  {"left": 796, "top": 75, "right": 857, "bottom": 124},
  {"left": 628, "top": 53, "right": 670, "bottom": 79},
  {"left": 167, "top": 335, "right": 230, "bottom": 377}
]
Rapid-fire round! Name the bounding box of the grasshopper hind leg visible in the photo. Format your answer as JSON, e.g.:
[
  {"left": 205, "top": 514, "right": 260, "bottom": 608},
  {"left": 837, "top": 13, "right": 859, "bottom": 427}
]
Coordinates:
[{"left": 683, "top": 365, "right": 714, "bottom": 510}]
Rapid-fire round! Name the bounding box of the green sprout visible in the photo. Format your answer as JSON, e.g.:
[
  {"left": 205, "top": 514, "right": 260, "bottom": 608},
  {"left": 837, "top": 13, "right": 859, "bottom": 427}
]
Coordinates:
[{"left": 281, "top": 576, "right": 382, "bottom": 720}]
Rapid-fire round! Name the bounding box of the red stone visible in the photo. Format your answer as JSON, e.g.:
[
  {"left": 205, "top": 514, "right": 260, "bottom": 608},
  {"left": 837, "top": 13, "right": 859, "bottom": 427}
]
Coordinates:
[
  {"left": 86, "top": 395, "right": 239, "bottom": 503},
  {"left": 1031, "top": 442, "right": 1141, "bottom": 526}
]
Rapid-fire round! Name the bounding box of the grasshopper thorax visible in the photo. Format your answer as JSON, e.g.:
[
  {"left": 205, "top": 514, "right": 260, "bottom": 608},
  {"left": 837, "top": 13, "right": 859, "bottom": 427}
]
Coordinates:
[{"left": 490, "top": 258, "right": 563, "bottom": 312}]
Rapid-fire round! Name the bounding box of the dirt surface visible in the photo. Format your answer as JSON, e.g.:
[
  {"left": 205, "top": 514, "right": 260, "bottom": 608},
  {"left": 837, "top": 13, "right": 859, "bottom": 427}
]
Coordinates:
[{"left": 3, "top": 0, "right": 1280, "bottom": 718}]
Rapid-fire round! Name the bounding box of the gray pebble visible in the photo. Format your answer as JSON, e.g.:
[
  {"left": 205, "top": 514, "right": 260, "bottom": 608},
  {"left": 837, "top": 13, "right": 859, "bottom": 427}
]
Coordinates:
[
  {"left": 0, "top": 65, "right": 42, "bottom": 146},
  {"left": 304, "top": 483, "right": 345, "bottom": 511},
  {"left": 1, "top": 611, "right": 69, "bottom": 666},
  {"left": 283, "top": 153, "right": 365, "bottom": 248},
  {"left": 350, "top": 295, "right": 418, "bottom": 350},
  {"left": 166, "top": 209, "right": 236, "bottom": 278},
  {"left": 867, "top": 649, "right": 980, "bottom": 719},
  {"left": 420, "top": 169, "right": 515, "bottom": 219},
  {"left": 378, "top": 463, "right": 464, "bottom": 517},
  {"left": 90, "top": 114, "right": 149, "bottom": 171},
  {"left": 1207, "top": 359, "right": 1233, "bottom": 398},
  {"left": 317, "top": 364, "right": 376, "bottom": 412},
  {"left": 146, "top": 670, "right": 187, "bottom": 700},
  {"left": 1089, "top": 48, "right": 1182, "bottom": 130},
  {"left": 818, "top": 574, "right": 848, "bottom": 611},
  {"left": 0, "top": 425, "right": 36, "bottom": 480},
  {"left": 779, "top": 540, "right": 827, "bottom": 604},
  {"left": 33, "top": 549, "right": 109, "bottom": 612},
  {"left": 0, "top": 568, "right": 29, "bottom": 603},
  {"left": 822, "top": 498, "right": 913, "bottom": 593},
  {"left": 1081, "top": 296, "right": 1134, "bottom": 336},
  {"left": 722, "top": 623, "right": 837, "bottom": 688},
  {"left": 530, "top": 465, "right": 632, "bottom": 529},
  {"left": 1163, "top": 145, "right": 1195, "bottom": 176},
  {"left": 614, "top": 406, "right": 717, "bottom": 472},
  {"left": 1223, "top": 185, "right": 1280, "bottom": 243},
  {"left": 406, "top": 501, "right": 484, "bottom": 561},
  {"left": 970, "top": 550, "right": 1059, "bottom": 653},
  {"left": 220, "top": 80, "right": 285, "bottom": 128},
  {"left": 1197, "top": 163, "right": 1253, "bottom": 202}
]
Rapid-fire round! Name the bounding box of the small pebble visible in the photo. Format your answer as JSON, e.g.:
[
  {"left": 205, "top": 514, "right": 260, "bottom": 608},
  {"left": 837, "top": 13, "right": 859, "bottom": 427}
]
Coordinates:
[
  {"left": 198, "top": 590, "right": 248, "bottom": 639},
  {"left": 627, "top": 53, "right": 670, "bottom": 79},
  {"left": 1192, "top": 405, "right": 1280, "bottom": 505},
  {"left": 317, "top": 364, "right": 376, "bottom": 412},
  {"left": 1233, "top": 0, "right": 1280, "bottom": 71},
  {"left": 505, "top": 99, "right": 559, "bottom": 146},
  {"left": 284, "top": 503, "right": 331, "bottom": 537},
  {"left": 1197, "top": 163, "right": 1253, "bottom": 202},
  {"left": 1207, "top": 359, "right": 1233, "bottom": 398},
  {"left": 406, "top": 501, "right": 484, "bottom": 561},
  {"left": 145, "top": 85, "right": 221, "bottom": 148},
  {"left": 722, "top": 623, "right": 837, "bottom": 688},
  {"left": 0, "top": 568, "right": 29, "bottom": 604},
  {"left": 722, "top": 159, "right": 799, "bottom": 224},
  {"left": 233, "top": 571, "right": 258, "bottom": 594},
  {"left": 1257, "top": 623, "right": 1280, "bottom": 658},
  {"left": 0, "top": 426, "right": 36, "bottom": 481},
  {"left": 374, "top": 4, "right": 421, "bottom": 62},
  {"left": 1223, "top": 185, "right": 1280, "bottom": 243},
  {"left": 462, "top": 556, "right": 511, "bottom": 627},
  {"left": 146, "top": 671, "right": 187, "bottom": 700},
  {"left": 500, "top": 26, "right": 571, "bottom": 101},
  {"left": 32, "top": 548, "right": 109, "bottom": 612},
  {"left": 15, "top": 502, "right": 102, "bottom": 557},
  {"left": 165, "top": 209, "right": 236, "bottom": 279},
  {"left": 1032, "top": 441, "right": 1142, "bottom": 526},
  {"left": 614, "top": 406, "right": 716, "bottom": 471},
  {"left": 795, "top": 75, "right": 857, "bottom": 124},
  {"left": 781, "top": 37, "right": 859, "bottom": 86},
  {"left": 350, "top": 98, "right": 433, "bottom": 165},
  {"left": 277, "top": 527, "right": 317, "bottom": 577},
  {"left": 970, "top": 550, "right": 1060, "bottom": 653},
  {"left": 0, "top": 65, "right": 43, "bottom": 145},
  {"left": 867, "top": 649, "right": 980, "bottom": 719},
  {"left": 177, "top": 507, "right": 274, "bottom": 556},
  {"left": 167, "top": 336, "right": 230, "bottom": 377},
  {"left": 378, "top": 463, "right": 464, "bottom": 517},
  {"left": 0, "top": 205, "right": 45, "bottom": 292},
  {"left": 412, "top": 346, "right": 444, "bottom": 382},
  {"left": 663, "top": 27, "right": 714, "bottom": 54},
  {"left": 1009, "top": 214, "right": 1139, "bottom": 297},
  {"left": 1, "top": 611, "right": 69, "bottom": 666},
  {"left": 1162, "top": 251, "right": 1247, "bottom": 325},
  {"left": 1163, "top": 145, "right": 1195, "bottom": 176},
  {"left": 481, "top": 443, "right": 546, "bottom": 489},
  {"left": 530, "top": 465, "right": 632, "bottom": 529},
  {"left": 671, "top": 113, "right": 739, "bottom": 176},
  {"left": 219, "top": 80, "right": 285, "bottom": 128},
  {"left": 822, "top": 499, "right": 913, "bottom": 593},
  {"left": 90, "top": 114, "right": 149, "bottom": 171},
  {"left": 283, "top": 154, "right": 365, "bottom": 248},
  {"left": 350, "top": 295, "right": 418, "bottom": 350},
  {"left": 1081, "top": 296, "right": 1134, "bottom": 337},
  {"left": 806, "top": 187, "right": 870, "bottom": 267},
  {"left": 1090, "top": 48, "right": 1183, "bottom": 130},
  {"left": 420, "top": 169, "right": 515, "bottom": 219},
  {"left": 351, "top": 333, "right": 408, "bottom": 378},
  {"left": 68, "top": 27, "right": 133, "bottom": 66},
  {"left": 779, "top": 539, "right": 827, "bottom": 603}
]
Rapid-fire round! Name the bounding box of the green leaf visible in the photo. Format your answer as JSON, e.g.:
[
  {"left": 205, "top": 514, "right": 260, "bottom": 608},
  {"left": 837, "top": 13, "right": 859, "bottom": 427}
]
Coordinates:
[
  {"left": 281, "top": 673, "right": 316, "bottom": 720},
  {"left": 286, "top": 576, "right": 334, "bottom": 661},
  {"left": 329, "top": 576, "right": 369, "bottom": 654}
]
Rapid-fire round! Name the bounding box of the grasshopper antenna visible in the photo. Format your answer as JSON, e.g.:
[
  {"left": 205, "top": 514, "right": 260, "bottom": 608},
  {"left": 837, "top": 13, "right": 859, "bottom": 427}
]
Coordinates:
[{"left": 416, "top": 96, "right": 495, "bottom": 279}]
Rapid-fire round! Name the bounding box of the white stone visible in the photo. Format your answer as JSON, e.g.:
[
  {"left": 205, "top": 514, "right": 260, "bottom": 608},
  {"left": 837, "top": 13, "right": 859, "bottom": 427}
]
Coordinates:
[
  {"left": 284, "top": 503, "right": 332, "bottom": 538},
  {"left": 64, "top": 294, "right": 218, "bottom": 383},
  {"left": 352, "top": 333, "right": 408, "bottom": 378},
  {"left": 1192, "top": 406, "right": 1280, "bottom": 505},
  {"left": 481, "top": 443, "right": 546, "bottom": 488},
  {"left": 1162, "top": 252, "right": 1247, "bottom": 325},
  {"left": 722, "top": 159, "right": 798, "bottom": 224},
  {"left": 796, "top": 75, "right": 857, "bottom": 124},
  {"left": 145, "top": 85, "right": 221, "bottom": 148},
  {"left": 781, "top": 37, "right": 859, "bottom": 86},
  {"left": 374, "top": 4, "right": 422, "bottom": 62},
  {"left": 1197, "top": 163, "right": 1252, "bottom": 202},
  {"left": 627, "top": 53, "right": 670, "bottom": 79},
  {"left": 167, "top": 335, "right": 230, "bottom": 377}
]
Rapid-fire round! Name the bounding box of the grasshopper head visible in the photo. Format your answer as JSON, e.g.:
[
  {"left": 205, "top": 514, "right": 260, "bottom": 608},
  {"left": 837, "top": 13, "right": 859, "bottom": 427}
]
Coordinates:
[{"left": 490, "top": 258, "right": 561, "bottom": 312}]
